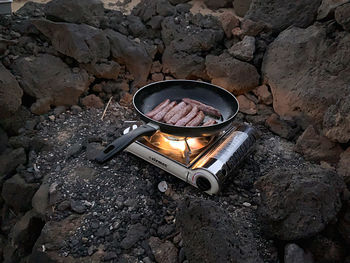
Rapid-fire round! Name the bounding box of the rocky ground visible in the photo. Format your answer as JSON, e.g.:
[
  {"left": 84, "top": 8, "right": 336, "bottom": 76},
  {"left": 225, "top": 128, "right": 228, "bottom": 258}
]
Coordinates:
[{"left": 1, "top": 0, "right": 350, "bottom": 262}]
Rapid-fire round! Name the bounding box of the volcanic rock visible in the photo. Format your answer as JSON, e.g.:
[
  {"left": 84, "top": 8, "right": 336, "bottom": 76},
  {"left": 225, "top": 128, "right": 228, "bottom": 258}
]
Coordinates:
[
  {"left": 262, "top": 24, "right": 350, "bottom": 128},
  {"left": 169, "top": 0, "right": 190, "bottom": 4},
  {"left": 253, "top": 85, "right": 272, "bottom": 105},
  {"left": 148, "top": 237, "right": 178, "bottom": 263},
  {"left": 245, "top": 0, "right": 322, "bottom": 32},
  {"left": 237, "top": 95, "right": 257, "bottom": 115},
  {"left": 284, "top": 243, "right": 314, "bottom": 263},
  {"left": 81, "top": 95, "right": 104, "bottom": 109},
  {"left": 323, "top": 95, "right": 350, "bottom": 143},
  {"left": 229, "top": 35, "right": 255, "bottom": 61},
  {"left": 32, "top": 183, "right": 49, "bottom": 216},
  {"left": 2, "top": 174, "right": 39, "bottom": 213},
  {"left": 255, "top": 166, "right": 344, "bottom": 240},
  {"left": 120, "top": 223, "right": 147, "bottom": 249},
  {"left": 266, "top": 113, "right": 299, "bottom": 140},
  {"left": 233, "top": 0, "right": 253, "bottom": 17},
  {"left": 0, "top": 127, "right": 8, "bottom": 154},
  {"left": 305, "top": 235, "right": 345, "bottom": 263},
  {"left": 0, "top": 148, "right": 26, "bottom": 176},
  {"left": 45, "top": 0, "right": 104, "bottom": 27},
  {"left": 317, "top": 0, "right": 349, "bottom": 20},
  {"left": 0, "top": 62, "right": 23, "bottom": 119},
  {"left": 295, "top": 125, "right": 343, "bottom": 163},
  {"left": 335, "top": 3, "right": 350, "bottom": 31},
  {"left": 0, "top": 106, "right": 31, "bottom": 136},
  {"left": 206, "top": 53, "right": 260, "bottom": 94},
  {"left": 219, "top": 12, "right": 240, "bottom": 38},
  {"left": 12, "top": 54, "right": 92, "bottom": 115},
  {"left": 204, "top": 0, "right": 232, "bottom": 9},
  {"left": 177, "top": 198, "right": 264, "bottom": 263},
  {"left": 81, "top": 61, "right": 121, "bottom": 80},
  {"left": 105, "top": 29, "right": 153, "bottom": 87},
  {"left": 156, "top": 0, "right": 176, "bottom": 17},
  {"left": 32, "top": 19, "right": 110, "bottom": 64},
  {"left": 338, "top": 147, "right": 350, "bottom": 184}
]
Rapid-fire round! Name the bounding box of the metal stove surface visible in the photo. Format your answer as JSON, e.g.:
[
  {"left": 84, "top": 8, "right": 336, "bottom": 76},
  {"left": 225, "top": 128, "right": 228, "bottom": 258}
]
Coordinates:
[{"left": 123, "top": 123, "right": 259, "bottom": 194}]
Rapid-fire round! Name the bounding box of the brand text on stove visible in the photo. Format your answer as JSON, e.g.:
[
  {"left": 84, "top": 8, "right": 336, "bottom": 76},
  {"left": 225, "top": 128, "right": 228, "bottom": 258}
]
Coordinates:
[{"left": 149, "top": 157, "right": 168, "bottom": 167}]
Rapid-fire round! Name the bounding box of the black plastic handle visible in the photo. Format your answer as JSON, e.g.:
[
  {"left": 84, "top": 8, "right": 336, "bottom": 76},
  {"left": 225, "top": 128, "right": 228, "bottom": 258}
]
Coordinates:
[{"left": 95, "top": 124, "right": 158, "bottom": 163}]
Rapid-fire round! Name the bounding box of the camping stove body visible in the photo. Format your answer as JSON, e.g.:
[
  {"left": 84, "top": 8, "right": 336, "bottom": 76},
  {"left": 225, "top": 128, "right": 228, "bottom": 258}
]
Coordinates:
[{"left": 123, "top": 123, "right": 258, "bottom": 195}]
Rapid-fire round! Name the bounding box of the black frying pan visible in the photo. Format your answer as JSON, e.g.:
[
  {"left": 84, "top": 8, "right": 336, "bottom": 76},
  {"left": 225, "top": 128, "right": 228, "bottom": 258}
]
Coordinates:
[{"left": 95, "top": 80, "right": 239, "bottom": 163}]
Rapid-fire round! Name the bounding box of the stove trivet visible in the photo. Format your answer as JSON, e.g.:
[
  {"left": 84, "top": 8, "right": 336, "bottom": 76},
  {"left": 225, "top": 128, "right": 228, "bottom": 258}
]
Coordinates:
[{"left": 123, "top": 123, "right": 259, "bottom": 195}]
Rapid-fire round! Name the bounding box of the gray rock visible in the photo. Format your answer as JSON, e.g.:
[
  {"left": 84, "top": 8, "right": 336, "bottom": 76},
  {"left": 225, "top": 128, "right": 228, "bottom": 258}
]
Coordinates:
[
  {"left": 67, "top": 142, "right": 84, "bottom": 158},
  {"left": 74, "top": 166, "right": 97, "bottom": 180},
  {"left": 284, "top": 243, "right": 314, "bottom": 263},
  {"left": 105, "top": 29, "right": 153, "bottom": 87},
  {"left": 266, "top": 113, "right": 299, "bottom": 140},
  {"left": 53, "top": 106, "right": 66, "bottom": 116},
  {"left": 12, "top": 54, "right": 92, "bottom": 115},
  {"left": 305, "top": 235, "right": 345, "bottom": 263},
  {"left": 338, "top": 147, "right": 350, "bottom": 183},
  {"left": 295, "top": 125, "right": 343, "bottom": 163},
  {"left": 335, "top": 3, "right": 350, "bottom": 31},
  {"left": 45, "top": 0, "right": 104, "bottom": 27},
  {"left": 71, "top": 105, "right": 82, "bottom": 114},
  {"left": 86, "top": 143, "right": 104, "bottom": 161},
  {"left": 262, "top": 24, "right": 350, "bottom": 129},
  {"left": 206, "top": 52, "right": 260, "bottom": 95},
  {"left": 120, "top": 223, "right": 147, "bottom": 249},
  {"left": 148, "top": 236, "right": 178, "bottom": 263},
  {"left": 0, "top": 148, "right": 26, "bottom": 176},
  {"left": 156, "top": 0, "right": 176, "bottom": 17},
  {"left": 2, "top": 174, "right": 39, "bottom": 213},
  {"left": 317, "top": 0, "right": 349, "bottom": 20},
  {"left": 32, "top": 184, "right": 49, "bottom": 216},
  {"left": 81, "top": 61, "right": 121, "bottom": 80},
  {"left": 233, "top": 0, "right": 253, "bottom": 17},
  {"left": 229, "top": 35, "right": 256, "bottom": 61},
  {"left": 70, "top": 200, "right": 86, "bottom": 214},
  {"left": 177, "top": 198, "right": 264, "bottom": 263},
  {"left": 0, "top": 106, "right": 31, "bottom": 136},
  {"left": 0, "top": 62, "right": 23, "bottom": 119},
  {"left": 169, "top": 0, "right": 190, "bottom": 4},
  {"left": 32, "top": 19, "right": 110, "bottom": 64},
  {"left": 245, "top": 0, "right": 322, "bottom": 32},
  {"left": 323, "top": 95, "right": 350, "bottom": 143},
  {"left": 204, "top": 0, "right": 232, "bottom": 9},
  {"left": 255, "top": 166, "right": 344, "bottom": 240},
  {"left": 0, "top": 127, "right": 8, "bottom": 154}
]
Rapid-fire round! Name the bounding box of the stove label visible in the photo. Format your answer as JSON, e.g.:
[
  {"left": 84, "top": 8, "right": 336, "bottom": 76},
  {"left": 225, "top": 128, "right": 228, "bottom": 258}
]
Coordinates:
[{"left": 149, "top": 156, "right": 168, "bottom": 168}]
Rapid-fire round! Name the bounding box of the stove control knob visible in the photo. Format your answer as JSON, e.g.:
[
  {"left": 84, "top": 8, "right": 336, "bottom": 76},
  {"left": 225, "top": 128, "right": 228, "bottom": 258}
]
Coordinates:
[{"left": 196, "top": 176, "right": 211, "bottom": 191}]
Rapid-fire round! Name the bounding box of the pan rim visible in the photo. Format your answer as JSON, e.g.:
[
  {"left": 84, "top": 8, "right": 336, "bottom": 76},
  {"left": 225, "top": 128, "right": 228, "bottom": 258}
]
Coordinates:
[{"left": 132, "top": 79, "right": 240, "bottom": 129}]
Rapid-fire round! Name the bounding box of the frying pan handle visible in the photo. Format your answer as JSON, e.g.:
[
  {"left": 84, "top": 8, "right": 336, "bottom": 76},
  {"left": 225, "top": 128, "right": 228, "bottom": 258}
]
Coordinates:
[{"left": 95, "top": 124, "right": 158, "bottom": 163}]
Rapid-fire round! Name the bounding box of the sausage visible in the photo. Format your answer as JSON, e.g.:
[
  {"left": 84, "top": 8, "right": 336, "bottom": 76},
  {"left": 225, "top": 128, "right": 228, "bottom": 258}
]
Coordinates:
[
  {"left": 152, "top": 101, "right": 177, "bottom": 121},
  {"left": 168, "top": 105, "right": 192, "bottom": 125},
  {"left": 175, "top": 106, "right": 199, "bottom": 126},
  {"left": 182, "top": 98, "right": 221, "bottom": 117},
  {"left": 186, "top": 111, "right": 205, "bottom": 127},
  {"left": 164, "top": 102, "right": 187, "bottom": 123},
  {"left": 146, "top": 99, "right": 170, "bottom": 118},
  {"left": 202, "top": 119, "right": 217, "bottom": 126}
]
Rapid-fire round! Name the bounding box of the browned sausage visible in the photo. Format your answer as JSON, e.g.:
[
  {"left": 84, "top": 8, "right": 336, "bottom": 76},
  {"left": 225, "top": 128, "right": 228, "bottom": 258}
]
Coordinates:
[
  {"left": 146, "top": 99, "right": 170, "bottom": 118},
  {"left": 152, "top": 101, "right": 177, "bottom": 121},
  {"left": 202, "top": 119, "right": 217, "bottom": 126},
  {"left": 175, "top": 106, "right": 198, "bottom": 126},
  {"left": 164, "top": 102, "right": 186, "bottom": 122},
  {"left": 186, "top": 111, "right": 205, "bottom": 126},
  {"left": 169, "top": 105, "right": 192, "bottom": 125},
  {"left": 182, "top": 98, "right": 221, "bottom": 117}
]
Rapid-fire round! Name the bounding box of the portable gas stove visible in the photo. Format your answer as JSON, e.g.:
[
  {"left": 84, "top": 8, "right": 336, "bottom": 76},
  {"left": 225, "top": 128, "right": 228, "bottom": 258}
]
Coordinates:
[{"left": 123, "top": 123, "right": 258, "bottom": 195}]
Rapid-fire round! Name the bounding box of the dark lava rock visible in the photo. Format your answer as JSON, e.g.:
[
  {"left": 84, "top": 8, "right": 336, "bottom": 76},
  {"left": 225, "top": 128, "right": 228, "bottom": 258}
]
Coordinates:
[
  {"left": 295, "top": 125, "right": 343, "bottom": 164},
  {"left": 335, "top": 3, "right": 350, "bottom": 32},
  {"left": 0, "top": 62, "right": 23, "bottom": 119},
  {"left": 32, "top": 19, "right": 110, "bottom": 64},
  {"left": 12, "top": 54, "right": 92, "bottom": 115},
  {"left": 204, "top": 0, "right": 232, "bottom": 10},
  {"left": 45, "top": 0, "right": 104, "bottom": 27},
  {"left": 245, "top": 0, "right": 322, "bottom": 32},
  {"left": 81, "top": 61, "right": 121, "bottom": 80},
  {"left": 265, "top": 113, "right": 299, "bottom": 140},
  {"left": 121, "top": 223, "right": 148, "bottom": 249},
  {"left": 233, "top": 0, "right": 252, "bottom": 17},
  {"left": 148, "top": 236, "right": 178, "bottom": 263},
  {"left": 305, "top": 235, "right": 345, "bottom": 263},
  {"left": 86, "top": 143, "right": 105, "bottom": 161},
  {"left": 105, "top": 29, "right": 153, "bottom": 87},
  {"left": 338, "top": 201, "right": 350, "bottom": 245},
  {"left": 1, "top": 174, "right": 39, "bottom": 213},
  {"left": 67, "top": 142, "right": 84, "bottom": 158},
  {"left": 0, "top": 148, "right": 26, "bottom": 176},
  {"left": 284, "top": 243, "right": 314, "bottom": 263},
  {"left": 177, "top": 198, "right": 263, "bottom": 263},
  {"left": 0, "top": 127, "right": 8, "bottom": 154},
  {"left": 0, "top": 106, "right": 32, "bottom": 136},
  {"left": 255, "top": 166, "right": 344, "bottom": 240},
  {"left": 31, "top": 183, "right": 49, "bottom": 216},
  {"left": 70, "top": 200, "right": 87, "bottom": 214}
]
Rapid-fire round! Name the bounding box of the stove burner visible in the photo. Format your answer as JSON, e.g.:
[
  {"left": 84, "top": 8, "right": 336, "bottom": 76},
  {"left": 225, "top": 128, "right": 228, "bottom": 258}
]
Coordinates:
[{"left": 145, "top": 131, "right": 214, "bottom": 154}]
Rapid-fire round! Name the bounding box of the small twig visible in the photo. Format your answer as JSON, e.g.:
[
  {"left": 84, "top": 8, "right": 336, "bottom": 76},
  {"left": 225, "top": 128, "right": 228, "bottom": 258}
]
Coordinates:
[{"left": 101, "top": 96, "right": 113, "bottom": 120}]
